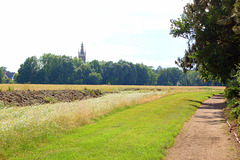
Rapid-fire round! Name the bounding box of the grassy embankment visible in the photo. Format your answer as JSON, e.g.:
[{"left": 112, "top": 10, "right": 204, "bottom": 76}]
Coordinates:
[{"left": 2, "top": 90, "right": 223, "bottom": 159}]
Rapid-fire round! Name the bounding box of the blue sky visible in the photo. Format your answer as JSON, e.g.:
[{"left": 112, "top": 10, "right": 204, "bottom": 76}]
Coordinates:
[{"left": 0, "top": 0, "right": 190, "bottom": 72}]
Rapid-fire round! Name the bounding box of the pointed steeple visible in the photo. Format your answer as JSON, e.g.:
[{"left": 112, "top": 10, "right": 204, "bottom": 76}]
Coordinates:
[{"left": 78, "top": 42, "right": 86, "bottom": 63}]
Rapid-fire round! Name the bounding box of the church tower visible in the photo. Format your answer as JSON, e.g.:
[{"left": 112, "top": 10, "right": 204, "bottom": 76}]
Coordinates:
[{"left": 78, "top": 42, "right": 86, "bottom": 63}]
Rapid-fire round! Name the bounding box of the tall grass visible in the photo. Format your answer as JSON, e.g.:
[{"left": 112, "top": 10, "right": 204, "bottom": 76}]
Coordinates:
[{"left": 0, "top": 91, "right": 165, "bottom": 157}]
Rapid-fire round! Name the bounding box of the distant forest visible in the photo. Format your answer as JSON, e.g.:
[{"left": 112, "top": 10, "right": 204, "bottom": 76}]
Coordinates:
[{"left": 1, "top": 53, "right": 222, "bottom": 86}]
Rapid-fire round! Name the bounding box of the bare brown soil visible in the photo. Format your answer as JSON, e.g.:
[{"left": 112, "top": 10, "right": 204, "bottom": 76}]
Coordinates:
[
  {"left": 0, "top": 88, "right": 161, "bottom": 107},
  {"left": 0, "top": 89, "right": 103, "bottom": 107},
  {"left": 166, "top": 95, "right": 240, "bottom": 160}
]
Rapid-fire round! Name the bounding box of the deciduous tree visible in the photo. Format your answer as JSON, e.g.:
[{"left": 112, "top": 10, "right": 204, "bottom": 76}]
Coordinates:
[
  {"left": 170, "top": 0, "right": 240, "bottom": 83},
  {"left": 86, "top": 72, "right": 103, "bottom": 84},
  {"left": 0, "top": 67, "right": 3, "bottom": 83},
  {"left": 16, "top": 56, "right": 40, "bottom": 83}
]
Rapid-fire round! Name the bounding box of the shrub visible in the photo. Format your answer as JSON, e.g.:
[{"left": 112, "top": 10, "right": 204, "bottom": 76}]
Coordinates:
[
  {"left": 225, "top": 66, "right": 240, "bottom": 135},
  {"left": 237, "top": 64, "right": 240, "bottom": 84},
  {"left": 0, "top": 101, "right": 5, "bottom": 109},
  {"left": 44, "top": 96, "right": 57, "bottom": 104},
  {"left": 224, "top": 87, "right": 240, "bottom": 99},
  {"left": 238, "top": 116, "right": 240, "bottom": 135},
  {"left": 7, "top": 86, "right": 14, "bottom": 91},
  {"left": 232, "top": 105, "right": 240, "bottom": 119}
]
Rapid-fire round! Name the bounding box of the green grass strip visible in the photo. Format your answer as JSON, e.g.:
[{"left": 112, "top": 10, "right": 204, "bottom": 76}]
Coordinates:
[{"left": 10, "top": 91, "right": 220, "bottom": 160}]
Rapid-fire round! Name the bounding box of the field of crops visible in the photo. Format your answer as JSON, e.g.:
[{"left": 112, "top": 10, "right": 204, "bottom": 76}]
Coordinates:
[
  {"left": 0, "top": 84, "right": 224, "bottom": 92},
  {"left": 0, "top": 85, "right": 224, "bottom": 159}
]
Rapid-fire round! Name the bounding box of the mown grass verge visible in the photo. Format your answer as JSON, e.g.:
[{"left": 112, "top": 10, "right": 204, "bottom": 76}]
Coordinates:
[{"left": 8, "top": 91, "right": 222, "bottom": 160}]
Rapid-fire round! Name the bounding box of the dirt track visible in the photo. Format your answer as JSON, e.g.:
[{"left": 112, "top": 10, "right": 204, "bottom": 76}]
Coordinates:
[{"left": 166, "top": 95, "right": 240, "bottom": 160}]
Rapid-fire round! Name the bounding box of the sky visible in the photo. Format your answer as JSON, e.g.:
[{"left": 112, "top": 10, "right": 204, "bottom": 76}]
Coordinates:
[{"left": 0, "top": 0, "right": 191, "bottom": 72}]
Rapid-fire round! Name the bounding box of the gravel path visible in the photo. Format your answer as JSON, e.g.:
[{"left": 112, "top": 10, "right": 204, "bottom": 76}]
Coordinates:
[{"left": 166, "top": 95, "right": 240, "bottom": 160}]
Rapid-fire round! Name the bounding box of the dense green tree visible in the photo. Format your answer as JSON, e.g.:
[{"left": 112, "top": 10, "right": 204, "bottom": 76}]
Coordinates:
[
  {"left": 101, "top": 61, "right": 114, "bottom": 84},
  {"left": 180, "top": 71, "right": 204, "bottom": 86},
  {"left": 171, "top": 68, "right": 183, "bottom": 85},
  {"left": 86, "top": 72, "right": 103, "bottom": 84},
  {"left": 72, "top": 57, "right": 84, "bottom": 68},
  {"left": 180, "top": 70, "right": 222, "bottom": 86},
  {"left": 59, "top": 55, "right": 75, "bottom": 84},
  {"left": 126, "top": 62, "right": 137, "bottom": 85},
  {"left": 81, "top": 63, "right": 92, "bottom": 84},
  {"left": 148, "top": 67, "right": 158, "bottom": 85},
  {"left": 113, "top": 63, "right": 123, "bottom": 85},
  {"left": 72, "top": 57, "right": 85, "bottom": 84},
  {"left": 157, "top": 68, "right": 182, "bottom": 86},
  {"left": 157, "top": 70, "right": 168, "bottom": 86},
  {"left": 119, "top": 60, "right": 137, "bottom": 85},
  {"left": 101, "top": 60, "right": 137, "bottom": 85},
  {"left": 16, "top": 56, "right": 40, "bottom": 83},
  {"left": 39, "top": 54, "right": 75, "bottom": 84},
  {"left": 0, "top": 67, "right": 3, "bottom": 83},
  {"left": 40, "top": 53, "right": 58, "bottom": 83},
  {"left": 13, "top": 73, "right": 18, "bottom": 83},
  {"left": 136, "top": 64, "right": 150, "bottom": 85},
  {"left": 186, "top": 71, "right": 203, "bottom": 86},
  {"left": 73, "top": 67, "right": 84, "bottom": 84},
  {"left": 232, "top": 0, "right": 240, "bottom": 34},
  {"left": 237, "top": 65, "right": 240, "bottom": 84},
  {"left": 89, "top": 60, "right": 102, "bottom": 74},
  {"left": 170, "top": 0, "right": 240, "bottom": 83},
  {"left": 224, "top": 64, "right": 240, "bottom": 120},
  {"left": 155, "top": 65, "right": 162, "bottom": 74}
]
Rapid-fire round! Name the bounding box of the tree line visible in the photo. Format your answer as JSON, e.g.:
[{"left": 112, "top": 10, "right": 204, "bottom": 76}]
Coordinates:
[{"left": 8, "top": 53, "right": 221, "bottom": 86}]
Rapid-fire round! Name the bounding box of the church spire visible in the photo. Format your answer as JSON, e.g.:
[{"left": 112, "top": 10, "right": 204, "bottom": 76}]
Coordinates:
[{"left": 78, "top": 42, "right": 86, "bottom": 63}]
